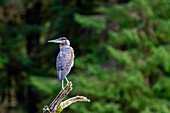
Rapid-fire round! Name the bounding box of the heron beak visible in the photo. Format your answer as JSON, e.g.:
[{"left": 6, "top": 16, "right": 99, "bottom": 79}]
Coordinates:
[{"left": 47, "top": 39, "right": 62, "bottom": 43}]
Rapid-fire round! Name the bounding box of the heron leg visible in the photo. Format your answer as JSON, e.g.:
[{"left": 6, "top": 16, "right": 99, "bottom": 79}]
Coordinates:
[
  {"left": 62, "top": 80, "right": 64, "bottom": 90},
  {"left": 65, "top": 77, "right": 69, "bottom": 83}
]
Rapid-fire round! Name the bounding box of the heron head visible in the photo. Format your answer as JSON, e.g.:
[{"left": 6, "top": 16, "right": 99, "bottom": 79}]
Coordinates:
[{"left": 48, "top": 37, "right": 70, "bottom": 46}]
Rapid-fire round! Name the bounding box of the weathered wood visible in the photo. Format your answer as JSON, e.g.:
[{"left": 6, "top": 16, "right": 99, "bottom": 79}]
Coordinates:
[
  {"left": 43, "top": 82, "right": 72, "bottom": 113},
  {"left": 49, "top": 82, "right": 72, "bottom": 112},
  {"left": 43, "top": 81, "right": 90, "bottom": 113},
  {"left": 60, "top": 95, "right": 90, "bottom": 109}
]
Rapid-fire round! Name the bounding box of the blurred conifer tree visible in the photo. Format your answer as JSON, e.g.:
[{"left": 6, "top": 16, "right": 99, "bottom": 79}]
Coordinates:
[{"left": 0, "top": 0, "right": 169, "bottom": 113}]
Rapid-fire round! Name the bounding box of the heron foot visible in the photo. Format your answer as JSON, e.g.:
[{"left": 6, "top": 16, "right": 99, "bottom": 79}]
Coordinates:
[{"left": 61, "top": 87, "right": 64, "bottom": 91}]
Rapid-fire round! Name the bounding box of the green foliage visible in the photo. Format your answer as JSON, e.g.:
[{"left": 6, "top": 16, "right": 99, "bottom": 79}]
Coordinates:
[
  {"left": 109, "top": 29, "right": 140, "bottom": 48},
  {"left": 75, "top": 13, "right": 106, "bottom": 31},
  {"left": 56, "top": 105, "right": 63, "bottom": 113},
  {"left": 106, "top": 45, "right": 133, "bottom": 68},
  {"left": 152, "top": 77, "right": 170, "bottom": 99},
  {"left": 0, "top": 56, "right": 8, "bottom": 69},
  {"left": 147, "top": 46, "right": 170, "bottom": 72},
  {"left": 71, "top": 0, "right": 170, "bottom": 112},
  {"left": 30, "top": 76, "right": 59, "bottom": 94}
]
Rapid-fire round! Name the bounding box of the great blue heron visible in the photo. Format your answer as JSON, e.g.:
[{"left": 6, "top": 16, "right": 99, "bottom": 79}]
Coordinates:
[{"left": 48, "top": 37, "right": 74, "bottom": 90}]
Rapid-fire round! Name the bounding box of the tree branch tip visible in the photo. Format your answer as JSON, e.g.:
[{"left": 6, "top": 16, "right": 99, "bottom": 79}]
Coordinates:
[
  {"left": 75, "top": 95, "right": 90, "bottom": 102},
  {"left": 60, "top": 95, "right": 90, "bottom": 110}
]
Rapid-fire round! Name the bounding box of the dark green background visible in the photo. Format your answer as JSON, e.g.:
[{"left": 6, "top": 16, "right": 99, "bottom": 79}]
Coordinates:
[{"left": 0, "top": 0, "right": 170, "bottom": 113}]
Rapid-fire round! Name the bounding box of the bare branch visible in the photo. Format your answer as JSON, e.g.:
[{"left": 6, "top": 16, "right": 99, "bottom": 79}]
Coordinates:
[
  {"left": 61, "top": 96, "right": 90, "bottom": 109},
  {"left": 43, "top": 81, "right": 90, "bottom": 113},
  {"left": 43, "top": 82, "right": 72, "bottom": 113}
]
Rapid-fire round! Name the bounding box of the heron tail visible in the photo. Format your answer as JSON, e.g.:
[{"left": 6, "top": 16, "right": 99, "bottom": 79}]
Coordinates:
[{"left": 57, "top": 71, "right": 68, "bottom": 81}]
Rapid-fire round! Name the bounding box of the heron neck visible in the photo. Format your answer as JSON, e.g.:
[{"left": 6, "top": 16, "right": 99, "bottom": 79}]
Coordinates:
[{"left": 59, "top": 44, "right": 70, "bottom": 49}]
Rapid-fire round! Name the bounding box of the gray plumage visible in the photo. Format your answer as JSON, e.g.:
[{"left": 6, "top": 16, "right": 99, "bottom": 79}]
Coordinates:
[
  {"left": 57, "top": 46, "right": 74, "bottom": 81},
  {"left": 48, "top": 37, "right": 74, "bottom": 89}
]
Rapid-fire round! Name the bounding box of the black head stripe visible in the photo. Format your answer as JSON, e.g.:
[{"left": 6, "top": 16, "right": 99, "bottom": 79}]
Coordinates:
[{"left": 58, "top": 37, "right": 68, "bottom": 40}]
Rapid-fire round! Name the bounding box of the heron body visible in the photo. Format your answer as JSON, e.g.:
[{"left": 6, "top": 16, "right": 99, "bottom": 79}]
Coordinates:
[
  {"left": 48, "top": 37, "right": 74, "bottom": 89},
  {"left": 57, "top": 45, "right": 74, "bottom": 81}
]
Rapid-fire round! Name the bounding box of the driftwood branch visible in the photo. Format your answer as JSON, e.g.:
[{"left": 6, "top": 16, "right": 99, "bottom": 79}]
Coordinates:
[
  {"left": 61, "top": 95, "right": 90, "bottom": 109},
  {"left": 43, "top": 81, "right": 90, "bottom": 113}
]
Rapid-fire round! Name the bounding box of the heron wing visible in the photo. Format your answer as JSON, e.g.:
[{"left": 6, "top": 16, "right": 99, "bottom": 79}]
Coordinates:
[{"left": 56, "top": 46, "right": 74, "bottom": 81}]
